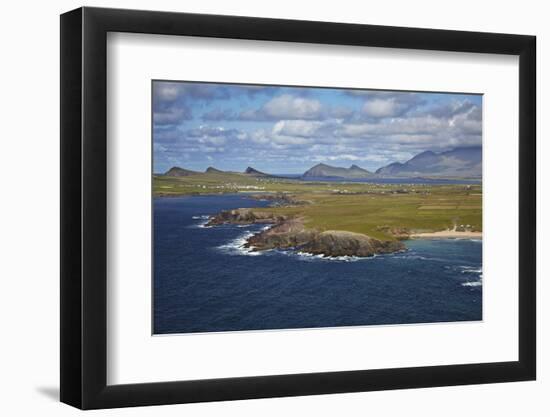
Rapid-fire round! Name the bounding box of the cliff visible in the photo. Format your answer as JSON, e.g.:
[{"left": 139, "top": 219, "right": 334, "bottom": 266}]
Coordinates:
[
  {"left": 207, "top": 208, "right": 405, "bottom": 257},
  {"left": 300, "top": 230, "right": 404, "bottom": 257},
  {"left": 206, "top": 208, "right": 287, "bottom": 226}
]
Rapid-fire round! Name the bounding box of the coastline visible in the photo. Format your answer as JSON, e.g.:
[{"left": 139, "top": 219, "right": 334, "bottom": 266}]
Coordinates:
[
  {"left": 206, "top": 208, "right": 406, "bottom": 258},
  {"left": 410, "top": 230, "right": 482, "bottom": 239},
  {"left": 186, "top": 192, "right": 483, "bottom": 256}
]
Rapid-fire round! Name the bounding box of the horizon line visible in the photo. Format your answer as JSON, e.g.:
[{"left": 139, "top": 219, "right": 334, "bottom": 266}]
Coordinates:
[{"left": 155, "top": 144, "right": 482, "bottom": 175}]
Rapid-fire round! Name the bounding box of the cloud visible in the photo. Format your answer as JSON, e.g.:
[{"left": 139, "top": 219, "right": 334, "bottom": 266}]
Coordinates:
[
  {"left": 153, "top": 82, "right": 482, "bottom": 173},
  {"left": 153, "top": 106, "right": 192, "bottom": 125},
  {"left": 362, "top": 98, "right": 410, "bottom": 118},
  {"left": 341, "top": 91, "right": 426, "bottom": 120},
  {"left": 265, "top": 95, "right": 322, "bottom": 119},
  {"left": 201, "top": 108, "right": 236, "bottom": 121},
  {"left": 428, "top": 99, "right": 478, "bottom": 118},
  {"left": 330, "top": 106, "right": 355, "bottom": 119},
  {"left": 240, "top": 94, "right": 324, "bottom": 121},
  {"left": 153, "top": 82, "right": 276, "bottom": 126},
  {"left": 185, "top": 126, "right": 243, "bottom": 146},
  {"left": 154, "top": 83, "right": 181, "bottom": 102},
  {"left": 272, "top": 120, "right": 325, "bottom": 138},
  {"left": 326, "top": 154, "right": 366, "bottom": 161},
  {"left": 361, "top": 93, "right": 424, "bottom": 119},
  {"left": 153, "top": 82, "right": 274, "bottom": 103}
]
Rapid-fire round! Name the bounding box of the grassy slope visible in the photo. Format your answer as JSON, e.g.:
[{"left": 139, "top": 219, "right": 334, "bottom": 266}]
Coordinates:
[{"left": 153, "top": 173, "right": 482, "bottom": 241}]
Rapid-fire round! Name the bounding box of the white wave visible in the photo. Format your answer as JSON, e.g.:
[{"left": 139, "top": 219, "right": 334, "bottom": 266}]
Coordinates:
[
  {"left": 293, "top": 251, "right": 377, "bottom": 262},
  {"left": 216, "top": 231, "right": 262, "bottom": 256},
  {"left": 191, "top": 215, "right": 210, "bottom": 220},
  {"left": 458, "top": 265, "right": 482, "bottom": 287},
  {"left": 462, "top": 281, "right": 482, "bottom": 287},
  {"left": 196, "top": 220, "right": 213, "bottom": 229},
  {"left": 189, "top": 220, "right": 212, "bottom": 229},
  {"left": 459, "top": 266, "right": 482, "bottom": 275},
  {"left": 392, "top": 253, "right": 453, "bottom": 262},
  {"left": 188, "top": 214, "right": 214, "bottom": 228}
]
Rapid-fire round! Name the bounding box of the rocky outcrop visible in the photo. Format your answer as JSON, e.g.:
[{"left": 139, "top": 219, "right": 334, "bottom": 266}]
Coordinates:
[
  {"left": 246, "top": 222, "right": 405, "bottom": 257},
  {"left": 207, "top": 208, "right": 405, "bottom": 257},
  {"left": 245, "top": 218, "right": 317, "bottom": 251},
  {"left": 206, "top": 208, "right": 286, "bottom": 226},
  {"left": 301, "top": 230, "right": 405, "bottom": 257}
]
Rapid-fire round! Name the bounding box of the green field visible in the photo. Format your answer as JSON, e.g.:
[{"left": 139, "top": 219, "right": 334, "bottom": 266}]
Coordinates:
[{"left": 153, "top": 173, "right": 482, "bottom": 241}]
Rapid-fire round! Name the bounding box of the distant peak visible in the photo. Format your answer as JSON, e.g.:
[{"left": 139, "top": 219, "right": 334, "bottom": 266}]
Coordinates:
[
  {"left": 375, "top": 146, "right": 481, "bottom": 177},
  {"left": 205, "top": 166, "right": 223, "bottom": 173},
  {"left": 164, "top": 166, "right": 198, "bottom": 177},
  {"left": 451, "top": 145, "right": 482, "bottom": 151},
  {"left": 303, "top": 162, "right": 373, "bottom": 178},
  {"left": 244, "top": 166, "right": 273, "bottom": 177}
]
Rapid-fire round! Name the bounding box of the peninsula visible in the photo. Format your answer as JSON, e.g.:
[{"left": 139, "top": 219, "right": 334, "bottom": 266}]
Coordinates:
[{"left": 154, "top": 155, "right": 482, "bottom": 257}]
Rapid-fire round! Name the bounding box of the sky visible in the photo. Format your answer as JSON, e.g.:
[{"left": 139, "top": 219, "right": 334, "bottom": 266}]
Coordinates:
[{"left": 153, "top": 81, "right": 482, "bottom": 174}]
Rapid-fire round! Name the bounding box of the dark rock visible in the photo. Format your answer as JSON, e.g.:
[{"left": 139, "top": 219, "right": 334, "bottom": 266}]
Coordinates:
[
  {"left": 206, "top": 208, "right": 285, "bottom": 226},
  {"left": 207, "top": 209, "right": 405, "bottom": 257},
  {"left": 245, "top": 219, "right": 317, "bottom": 251},
  {"left": 302, "top": 230, "right": 405, "bottom": 257}
]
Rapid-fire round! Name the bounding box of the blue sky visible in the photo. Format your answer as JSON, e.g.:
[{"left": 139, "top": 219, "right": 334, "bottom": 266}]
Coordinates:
[{"left": 153, "top": 81, "right": 482, "bottom": 174}]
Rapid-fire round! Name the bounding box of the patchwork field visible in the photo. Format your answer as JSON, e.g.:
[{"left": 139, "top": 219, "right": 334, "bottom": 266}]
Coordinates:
[{"left": 153, "top": 173, "right": 482, "bottom": 241}]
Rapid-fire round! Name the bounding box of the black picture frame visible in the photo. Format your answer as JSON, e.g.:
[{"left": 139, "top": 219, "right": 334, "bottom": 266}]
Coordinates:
[{"left": 60, "top": 6, "right": 536, "bottom": 410}]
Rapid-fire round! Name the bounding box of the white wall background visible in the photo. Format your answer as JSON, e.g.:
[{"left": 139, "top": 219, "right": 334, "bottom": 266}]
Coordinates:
[{"left": 0, "top": 0, "right": 545, "bottom": 415}]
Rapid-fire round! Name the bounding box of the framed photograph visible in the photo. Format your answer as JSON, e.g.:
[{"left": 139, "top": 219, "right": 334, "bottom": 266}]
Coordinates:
[{"left": 60, "top": 7, "right": 536, "bottom": 409}]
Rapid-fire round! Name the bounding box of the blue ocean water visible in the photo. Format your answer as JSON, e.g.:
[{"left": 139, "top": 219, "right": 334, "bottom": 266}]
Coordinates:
[{"left": 153, "top": 194, "right": 482, "bottom": 334}]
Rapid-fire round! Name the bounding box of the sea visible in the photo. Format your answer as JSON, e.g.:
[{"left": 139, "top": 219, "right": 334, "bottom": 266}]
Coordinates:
[{"left": 153, "top": 194, "right": 482, "bottom": 334}]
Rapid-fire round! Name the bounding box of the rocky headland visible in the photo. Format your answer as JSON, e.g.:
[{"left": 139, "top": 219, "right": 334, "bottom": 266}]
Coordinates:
[{"left": 206, "top": 208, "right": 405, "bottom": 257}]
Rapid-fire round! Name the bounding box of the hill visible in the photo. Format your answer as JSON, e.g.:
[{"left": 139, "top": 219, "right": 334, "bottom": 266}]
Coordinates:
[
  {"left": 164, "top": 166, "right": 199, "bottom": 177},
  {"left": 244, "top": 167, "right": 271, "bottom": 177},
  {"left": 205, "top": 166, "right": 225, "bottom": 174},
  {"left": 302, "top": 163, "right": 374, "bottom": 179},
  {"left": 375, "top": 146, "right": 481, "bottom": 178}
]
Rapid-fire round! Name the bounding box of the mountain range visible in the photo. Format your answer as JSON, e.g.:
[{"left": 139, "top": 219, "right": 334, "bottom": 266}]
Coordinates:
[
  {"left": 162, "top": 146, "right": 482, "bottom": 179},
  {"left": 163, "top": 166, "right": 283, "bottom": 178},
  {"left": 375, "top": 146, "right": 481, "bottom": 178}
]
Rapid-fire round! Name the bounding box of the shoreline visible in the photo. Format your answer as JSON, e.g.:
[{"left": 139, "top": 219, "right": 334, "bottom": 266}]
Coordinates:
[
  {"left": 206, "top": 208, "right": 406, "bottom": 258},
  {"left": 154, "top": 190, "right": 262, "bottom": 198},
  {"left": 410, "top": 230, "right": 482, "bottom": 239}
]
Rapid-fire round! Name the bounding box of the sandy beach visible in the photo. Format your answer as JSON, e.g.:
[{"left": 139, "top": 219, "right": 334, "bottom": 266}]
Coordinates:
[{"left": 410, "top": 230, "right": 482, "bottom": 239}]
